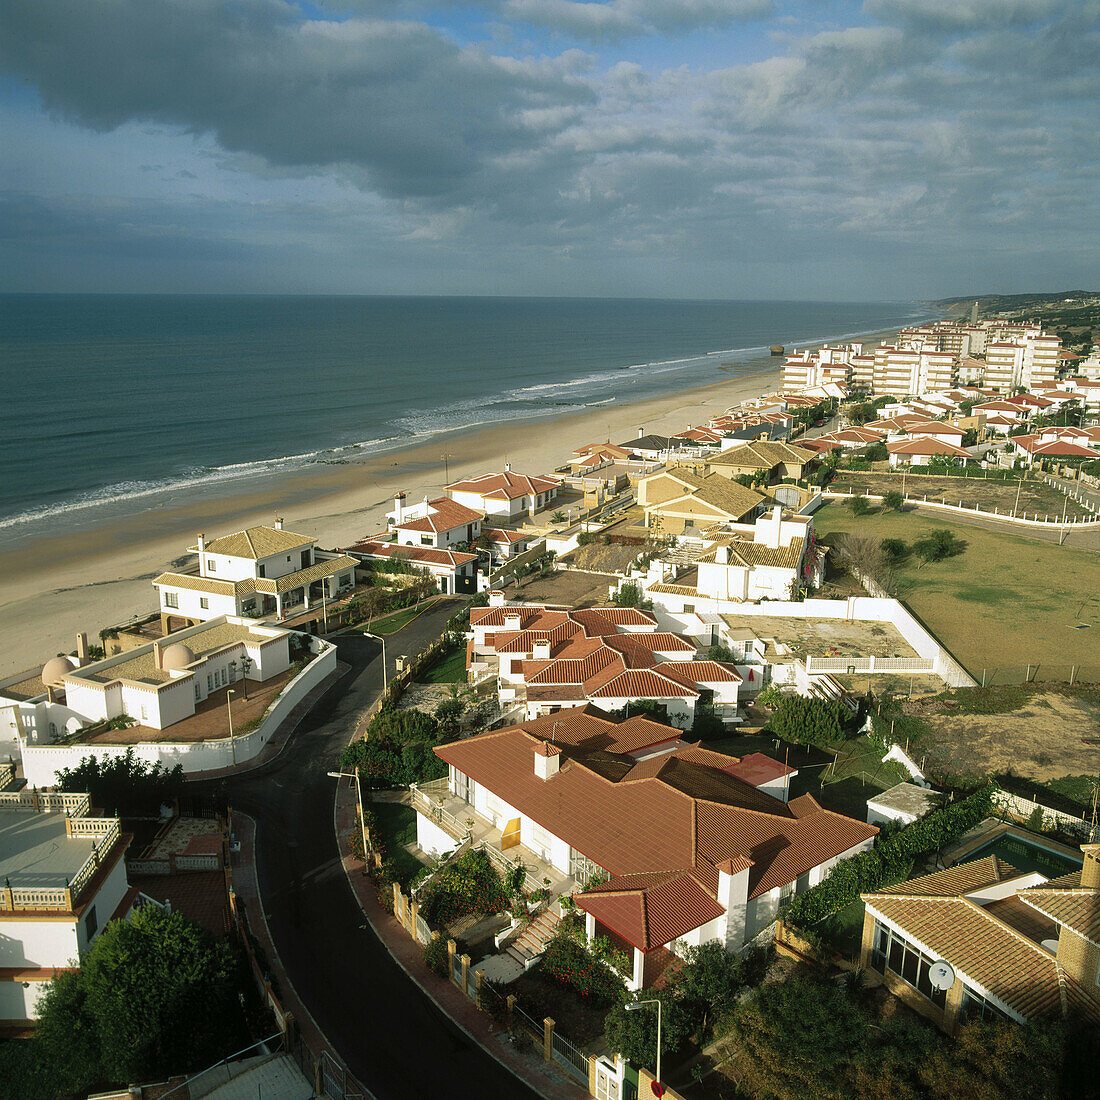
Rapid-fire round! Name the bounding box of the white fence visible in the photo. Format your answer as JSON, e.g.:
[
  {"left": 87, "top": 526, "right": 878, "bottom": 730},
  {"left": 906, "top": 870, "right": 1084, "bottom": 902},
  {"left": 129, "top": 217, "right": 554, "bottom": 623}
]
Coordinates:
[
  {"left": 0, "top": 790, "right": 90, "bottom": 815},
  {"left": 19, "top": 642, "right": 337, "bottom": 787},
  {"left": 993, "top": 790, "right": 1100, "bottom": 842},
  {"left": 826, "top": 489, "right": 1100, "bottom": 529},
  {"left": 806, "top": 655, "right": 935, "bottom": 674}
]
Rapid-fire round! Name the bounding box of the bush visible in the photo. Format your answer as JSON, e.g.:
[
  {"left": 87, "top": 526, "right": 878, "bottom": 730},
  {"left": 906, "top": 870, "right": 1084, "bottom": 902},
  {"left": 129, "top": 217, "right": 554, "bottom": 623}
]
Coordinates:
[
  {"left": 849, "top": 494, "right": 871, "bottom": 515},
  {"left": 418, "top": 850, "right": 510, "bottom": 928},
  {"left": 768, "top": 696, "right": 844, "bottom": 749},
  {"left": 340, "top": 706, "right": 448, "bottom": 788},
  {"left": 612, "top": 582, "right": 653, "bottom": 610},
  {"left": 422, "top": 935, "right": 451, "bottom": 978},
  {"left": 691, "top": 703, "right": 725, "bottom": 740},
  {"left": 541, "top": 931, "right": 626, "bottom": 1005},
  {"left": 882, "top": 490, "right": 904, "bottom": 511},
  {"left": 912, "top": 528, "right": 966, "bottom": 565},
  {"left": 57, "top": 749, "right": 184, "bottom": 817}
]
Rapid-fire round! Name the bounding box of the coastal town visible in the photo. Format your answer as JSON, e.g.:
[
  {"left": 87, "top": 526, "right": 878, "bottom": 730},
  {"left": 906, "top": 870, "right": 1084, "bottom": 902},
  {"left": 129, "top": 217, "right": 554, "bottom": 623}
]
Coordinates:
[{"left": 4, "top": 297, "right": 1100, "bottom": 1099}]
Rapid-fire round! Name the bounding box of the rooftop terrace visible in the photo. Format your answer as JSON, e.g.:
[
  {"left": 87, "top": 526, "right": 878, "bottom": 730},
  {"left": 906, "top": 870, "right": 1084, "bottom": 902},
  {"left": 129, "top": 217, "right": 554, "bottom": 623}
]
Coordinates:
[{"left": 722, "top": 613, "right": 917, "bottom": 660}]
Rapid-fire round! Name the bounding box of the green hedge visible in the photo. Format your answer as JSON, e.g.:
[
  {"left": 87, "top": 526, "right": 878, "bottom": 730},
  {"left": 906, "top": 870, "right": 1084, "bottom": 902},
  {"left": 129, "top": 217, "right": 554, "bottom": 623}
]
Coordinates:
[
  {"left": 540, "top": 931, "right": 626, "bottom": 1005},
  {"left": 783, "top": 785, "right": 994, "bottom": 929},
  {"left": 418, "top": 850, "right": 511, "bottom": 928}
]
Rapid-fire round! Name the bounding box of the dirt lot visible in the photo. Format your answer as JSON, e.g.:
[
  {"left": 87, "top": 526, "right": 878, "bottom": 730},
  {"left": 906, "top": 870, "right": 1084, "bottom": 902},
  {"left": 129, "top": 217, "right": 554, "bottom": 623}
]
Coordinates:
[
  {"left": 832, "top": 471, "right": 1091, "bottom": 519},
  {"left": 565, "top": 541, "right": 643, "bottom": 574},
  {"left": 812, "top": 503, "right": 1100, "bottom": 678},
  {"left": 898, "top": 686, "right": 1100, "bottom": 783},
  {"left": 506, "top": 568, "right": 618, "bottom": 607}
]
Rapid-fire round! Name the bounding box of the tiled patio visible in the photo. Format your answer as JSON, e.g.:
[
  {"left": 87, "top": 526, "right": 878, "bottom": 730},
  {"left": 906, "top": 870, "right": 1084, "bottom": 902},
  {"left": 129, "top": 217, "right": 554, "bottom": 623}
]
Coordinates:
[{"left": 77, "top": 669, "right": 297, "bottom": 744}]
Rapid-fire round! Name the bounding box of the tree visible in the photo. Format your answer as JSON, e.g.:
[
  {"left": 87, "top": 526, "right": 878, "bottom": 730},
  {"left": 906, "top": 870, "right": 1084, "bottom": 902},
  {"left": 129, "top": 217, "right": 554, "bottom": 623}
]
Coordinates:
[
  {"left": 849, "top": 494, "right": 871, "bottom": 516},
  {"left": 880, "top": 537, "right": 909, "bottom": 562},
  {"left": 56, "top": 749, "right": 184, "bottom": 817},
  {"left": 612, "top": 582, "right": 652, "bottom": 610},
  {"left": 550, "top": 510, "right": 566, "bottom": 522},
  {"left": 604, "top": 991, "right": 693, "bottom": 1070},
  {"left": 865, "top": 442, "right": 888, "bottom": 462},
  {"left": 669, "top": 942, "right": 745, "bottom": 1035},
  {"left": 768, "top": 695, "right": 844, "bottom": 749},
  {"left": 882, "top": 490, "right": 904, "bottom": 511},
  {"left": 912, "top": 528, "right": 966, "bottom": 566}
]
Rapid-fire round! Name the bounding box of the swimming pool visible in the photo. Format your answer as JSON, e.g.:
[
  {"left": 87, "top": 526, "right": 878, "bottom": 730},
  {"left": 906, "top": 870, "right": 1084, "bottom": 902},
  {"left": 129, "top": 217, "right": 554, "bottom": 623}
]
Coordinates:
[{"left": 961, "top": 833, "right": 1082, "bottom": 879}]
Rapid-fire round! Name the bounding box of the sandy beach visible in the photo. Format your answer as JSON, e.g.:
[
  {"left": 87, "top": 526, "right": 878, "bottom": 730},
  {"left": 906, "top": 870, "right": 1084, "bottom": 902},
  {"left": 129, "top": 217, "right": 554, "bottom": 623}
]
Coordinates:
[{"left": 0, "top": 328, "right": 895, "bottom": 676}]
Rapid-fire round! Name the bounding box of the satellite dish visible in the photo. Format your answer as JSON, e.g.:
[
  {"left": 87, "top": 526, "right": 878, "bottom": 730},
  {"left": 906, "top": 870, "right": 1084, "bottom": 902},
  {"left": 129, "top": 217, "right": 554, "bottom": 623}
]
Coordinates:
[{"left": 929, "top": 960, "right": 955, "bottom": 991}]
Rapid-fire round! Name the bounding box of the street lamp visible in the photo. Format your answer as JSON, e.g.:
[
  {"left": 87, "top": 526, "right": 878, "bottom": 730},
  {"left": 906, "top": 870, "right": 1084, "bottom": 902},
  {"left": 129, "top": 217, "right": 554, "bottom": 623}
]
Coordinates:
[
  {"left": 327, "top": 767, "right": 371, "bottom": 869},
  {"left": 362, "top": 630, "right": 387, "bottom": 691},
  {"left": 226, "top": 689, "right": 237, "bottom": 767},
  {"left": 625, "top": 999, "right": 662, "bottom": 1093},
  {"left": 239, "top": 653, "right": 252, "bottom": 700},
  {"left": 318, "top": 578, "right": 329, "bottom": 634}
]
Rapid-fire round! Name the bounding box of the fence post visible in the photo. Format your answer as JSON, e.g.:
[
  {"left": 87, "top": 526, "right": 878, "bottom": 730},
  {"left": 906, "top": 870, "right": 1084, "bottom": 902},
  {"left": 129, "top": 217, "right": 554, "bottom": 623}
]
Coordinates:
[
  {"left": 409, "top": 898, "right": 420, "bottom": 939},
  {"left": 589, "top": 1055, "right": 599, "bottom": 1096},
  {"left": 393, "top": 881, "right": 402, "bottom": 922},
  {"left": 461, "top": 954, "right": 471, "bottom": 997},
  {"left": 474, "top": 968, "right": 484, "bottom": 1010},
  {"left": 543, "top": 1017, "right": 555, "bottom": 1062},
  {"left": 447, "top": 939, "right": 457, "bottom": 985}
]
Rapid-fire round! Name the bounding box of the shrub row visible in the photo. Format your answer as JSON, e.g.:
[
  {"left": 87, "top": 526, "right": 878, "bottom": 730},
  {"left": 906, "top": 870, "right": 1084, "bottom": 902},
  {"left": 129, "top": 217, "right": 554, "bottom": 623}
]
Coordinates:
[
  {"left": 783, "top": 785, "right": 995, "bottom": 928},
  {"left": 540, "top": 931, "right": 626, "bottom": 1006}
]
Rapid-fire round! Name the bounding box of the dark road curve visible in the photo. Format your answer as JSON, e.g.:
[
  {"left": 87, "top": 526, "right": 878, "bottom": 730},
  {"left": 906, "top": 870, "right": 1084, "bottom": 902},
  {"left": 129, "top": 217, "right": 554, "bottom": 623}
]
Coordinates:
[{"left": 191, "top": 623, "right": 541, "bottom": 1100}]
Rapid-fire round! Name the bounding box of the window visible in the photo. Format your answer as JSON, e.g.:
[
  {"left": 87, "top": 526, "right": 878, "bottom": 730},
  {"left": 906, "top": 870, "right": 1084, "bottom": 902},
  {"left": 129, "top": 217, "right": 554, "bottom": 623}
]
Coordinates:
[
  {"left": 164, "top": 591, "right": 179, "bottom": 609},
  {"left": 195, "top": 684, "right": 201, "bottom": 700},
  {"left": 258, "top": 564, "right": 266, "bottom": 578},
  {"left": 49, "top": 722, "right": 57, "bottom": 738},
  {"left": 959, "top": 986, "right": 1011, "bottom": 1024},
  {"left": 421, "top": 535, "right": 433, "bottom": 545},
  {"left": 85, "top": 905, "right": 98, "bottom": 940},
  {"left": 207, "top": 674, "right": 214, "bottom": 692},
  {"left": 140, "top": 705, "right": 147, "bottom": 720},
  {"left": 683, "top": 604, "right": 695, "bottom": 613},
  {"left": 207, "top": 559, "right": 216, "bottom": 571},
  {"left": 287, "top": 555, "right": 291, "bottom": 562},
  {"left": 869, "top": 919, "right": 947, "bottom": 1009},
  {"left": 199, "top": 597, "right": 209, "bottom": 610},
  {"left": 220, "top": 668, "right": 228, "bottom": 686}
]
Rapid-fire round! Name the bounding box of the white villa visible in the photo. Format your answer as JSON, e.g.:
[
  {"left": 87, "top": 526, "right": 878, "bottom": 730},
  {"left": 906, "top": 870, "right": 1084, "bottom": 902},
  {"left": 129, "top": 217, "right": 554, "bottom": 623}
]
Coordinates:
[
  {"left": 445, "top": 466, "right": 561, "bottom": 521},
  {"left": 0, "top": 789, "right": 134, "bottom": 1027},
  {"left": 420, "top": 708, "right": 875, "bottom": 988},
  {"left": 389, "top": 493, "right": 484, "bottom": 548},
  {"left": 153, "top": 520, "right": 358, "bottom": 629}
]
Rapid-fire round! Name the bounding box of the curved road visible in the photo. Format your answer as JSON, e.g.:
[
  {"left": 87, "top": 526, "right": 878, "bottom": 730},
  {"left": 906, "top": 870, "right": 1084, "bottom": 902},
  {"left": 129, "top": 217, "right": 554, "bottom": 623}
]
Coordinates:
[{"left": 192, "top": 604, "right": 539, "bottom": 1100}]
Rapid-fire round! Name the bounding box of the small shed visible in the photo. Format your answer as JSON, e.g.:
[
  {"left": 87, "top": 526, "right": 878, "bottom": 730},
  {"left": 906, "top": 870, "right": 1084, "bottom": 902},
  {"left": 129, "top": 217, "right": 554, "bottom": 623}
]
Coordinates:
[{"left": 866, "top": 782, "right": 943, "bottom": 828}]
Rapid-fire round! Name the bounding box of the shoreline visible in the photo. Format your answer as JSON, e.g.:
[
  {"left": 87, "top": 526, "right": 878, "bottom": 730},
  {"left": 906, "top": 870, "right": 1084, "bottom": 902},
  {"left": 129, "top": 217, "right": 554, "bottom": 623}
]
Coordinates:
[{"left": 0, "top": 327, "right": 897, "bottom": 675}]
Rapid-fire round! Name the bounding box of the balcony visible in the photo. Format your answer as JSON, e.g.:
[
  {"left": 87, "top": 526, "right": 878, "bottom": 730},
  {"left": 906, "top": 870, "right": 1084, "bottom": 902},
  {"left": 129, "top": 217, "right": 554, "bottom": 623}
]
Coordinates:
[{"left": 409, "top": 779, "right": 577, "bottom": 900}]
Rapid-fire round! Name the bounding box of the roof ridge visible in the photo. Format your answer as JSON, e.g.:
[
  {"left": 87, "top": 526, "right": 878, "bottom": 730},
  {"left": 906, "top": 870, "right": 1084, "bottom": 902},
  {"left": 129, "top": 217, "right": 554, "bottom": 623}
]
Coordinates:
[{"left": 244, "top": 528, "right": 257, "bottom": 556}]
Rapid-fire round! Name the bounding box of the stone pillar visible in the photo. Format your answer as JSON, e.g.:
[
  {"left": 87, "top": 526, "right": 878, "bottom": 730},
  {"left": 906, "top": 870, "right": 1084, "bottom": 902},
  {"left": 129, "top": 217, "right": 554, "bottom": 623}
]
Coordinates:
[
  {"left": 631, "top": 946, "right": 645, "bottom": 991},
  {"left": 2, "top": 880, "right": 13, "bottom": 909},
  {"left": 392, "top": 881, "right": 402, "bottom": 920},
  {"left": 447, "top": 938, "right": 457, "bottom": 983},
  {"left": 543, "top": 1017, "right": 555, "bottom": 1062},
  {"left": 942, "top": 977, "right": 965, "bottom": 1035},
  {"left": 409, "top": 898, "right": 419, "bottom": 939},
  {"left": 585, "top": 910, "right": 596, "bottom": 943},
  {"left": 858, "top": 911, "right": 876, "bottom": 973},
  {"left": 460, "top": 954, "right": 471, "bottom": 997},
  {"left": 474, "top": 968, "right": 484, "bottom": 1010},
  {"left": 588, "top": 1055, "right": 598, "bottom": 1097}
]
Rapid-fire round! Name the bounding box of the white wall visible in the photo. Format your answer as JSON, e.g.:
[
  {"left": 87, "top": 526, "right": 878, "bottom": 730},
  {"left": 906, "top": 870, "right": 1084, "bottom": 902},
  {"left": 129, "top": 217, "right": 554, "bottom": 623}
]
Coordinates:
[
  {"left": 159, "top": 584, "right": 238, "bottom": 623},
  {"left": 416, "top": 812, "right": 458, "bottom": 859},
  {"left": 76, "top": 856, "right": 131, "bottom": 956},
  {"left": 0, "top": 916, "right": 79, "bottom": 968},
  {"left": 20, "top": 641, "right": 336, "bottom": 786},
  {"left": 0, "top": 975, "right": 54, "bottom": 1022}
]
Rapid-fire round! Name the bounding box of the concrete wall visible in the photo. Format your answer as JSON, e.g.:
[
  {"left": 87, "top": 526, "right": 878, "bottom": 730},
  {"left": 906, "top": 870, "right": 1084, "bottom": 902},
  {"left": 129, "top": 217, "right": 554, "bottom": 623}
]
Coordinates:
[
  {"left": 0, "top": 974, "right": 54, "bottom": 1023},
  {"left": 416, "top": 812, "right": 458, "bottom": 860},
  {"left": 0, "top": 915, "right": 79, "bottom": 968}
]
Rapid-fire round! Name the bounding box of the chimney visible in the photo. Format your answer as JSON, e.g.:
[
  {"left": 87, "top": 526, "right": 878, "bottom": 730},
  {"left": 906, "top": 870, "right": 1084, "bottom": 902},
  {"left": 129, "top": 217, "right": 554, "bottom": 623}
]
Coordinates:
[
  {"left": 504, "top": 463, "right": 511, "bottom": 473},
  {"left": 488, "top": 590, "right": 506, "bottom": 608},
  {"left": 1082, "top": 845, "right": 1100, "bottom": 890},
  {"left": 153, "top": 640, "right": 164, "bottom": 670},
  {"left": 197, "top": 533, "right": 207, "bottom": 577},
  {"left": 638, "top": 427, "right": 645, "bottom": 438},
  {"left": 393, "top": 492, "right": 406, "bottom": 525},
  {"left": 534, "top": 741, "right": 561, "bottom": 781},
  {"left": 274, "top": 516, "right": 284, "bottom": 530},
  {"left": 532, "top": 640, "right": 551, "bottom": 659},
  {"left": 503, "top": 613, "right": 522, "bottom": 631},
  {"left": 76, "top": 633, "right": 89, "bottom": 666}
]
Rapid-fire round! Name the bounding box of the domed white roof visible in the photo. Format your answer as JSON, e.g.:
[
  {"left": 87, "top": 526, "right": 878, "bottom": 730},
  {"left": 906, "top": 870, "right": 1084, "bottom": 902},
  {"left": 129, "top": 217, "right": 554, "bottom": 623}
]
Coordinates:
[
  {"left": 42, "top": 656, "right": 74, "bottom": 685},
  {"left": 161, "top": 643, "right": 197, "bottom": 671}
]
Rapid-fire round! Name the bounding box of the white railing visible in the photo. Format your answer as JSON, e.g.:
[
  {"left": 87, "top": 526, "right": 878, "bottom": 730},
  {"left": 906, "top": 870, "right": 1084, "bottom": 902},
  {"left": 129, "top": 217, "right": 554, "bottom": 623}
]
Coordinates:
[
  {"left": 70, "top": 816, "right": 120, "bottom": 841},
  {"left": 127, "top": 858, "right": 172, "bottom": 875},
  {"left": 0, "top": 790, "right": 90, "bottom": 816},
  {"left": 175, "top": 853, "right": 220, "bottom": 871},
  {"left": 806, "top": 655, "right": 935, "bottom": 673},
  {"left": 409, "top": 784, "right": 469, "bottom": 841},
  {"left": 8, "top": 886, "right": 70, "bottom": 910},
  {"left": 826, "top": 489, "right": 1100, "bottom": 528}
]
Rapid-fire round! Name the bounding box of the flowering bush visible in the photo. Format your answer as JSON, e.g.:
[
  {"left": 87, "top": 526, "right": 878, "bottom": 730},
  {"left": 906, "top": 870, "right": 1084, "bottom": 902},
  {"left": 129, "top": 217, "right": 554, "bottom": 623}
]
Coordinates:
[
  {"left": 419, "top": 850, "right": 510, "bottom": 927},
  {"left": 540, "top": 931, "right": 626, "bottom": 1006}
]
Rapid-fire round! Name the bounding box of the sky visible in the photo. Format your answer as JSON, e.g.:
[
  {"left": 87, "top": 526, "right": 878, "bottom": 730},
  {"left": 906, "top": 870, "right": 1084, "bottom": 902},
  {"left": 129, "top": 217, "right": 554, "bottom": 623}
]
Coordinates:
[{"left": 0, "top": 0, "right": 1097, "bottom": 300}]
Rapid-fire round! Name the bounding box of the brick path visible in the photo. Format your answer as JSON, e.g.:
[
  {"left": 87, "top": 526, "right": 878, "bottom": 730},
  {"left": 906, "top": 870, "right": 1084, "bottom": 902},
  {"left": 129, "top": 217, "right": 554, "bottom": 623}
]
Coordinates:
[{"left": 333, "top": 778, "right": 589, "bottom": 1100}]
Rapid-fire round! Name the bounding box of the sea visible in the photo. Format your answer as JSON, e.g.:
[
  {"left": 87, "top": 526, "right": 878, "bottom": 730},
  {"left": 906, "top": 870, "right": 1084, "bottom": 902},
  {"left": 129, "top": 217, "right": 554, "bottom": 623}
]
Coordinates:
[{"left": 0, "top": 294, "right": 936, "bottom": 539}]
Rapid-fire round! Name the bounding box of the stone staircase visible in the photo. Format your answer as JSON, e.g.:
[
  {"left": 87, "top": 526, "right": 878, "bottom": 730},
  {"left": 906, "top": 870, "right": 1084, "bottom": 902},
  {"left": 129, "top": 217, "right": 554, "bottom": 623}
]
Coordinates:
[{"left": 505, "top": 908, "right": 561, "bottom": 970}]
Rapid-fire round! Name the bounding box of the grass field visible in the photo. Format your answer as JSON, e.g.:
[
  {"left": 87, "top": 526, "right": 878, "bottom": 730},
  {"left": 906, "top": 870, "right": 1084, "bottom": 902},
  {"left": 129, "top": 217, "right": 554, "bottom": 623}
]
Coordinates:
[
  {"left": 419, "top": 647, "right": 467, "bottom": 683},
  {"left": 370, "top": 801, "right": 424, "bottom": 886},
  {"left": 830, "top": 471, "right": 1090, "bottom": 519},
  {"left": 812, "top": 503, "right": 1100, "bottom": 677},
  {"left": 364, "top": 597, "right": 445, "bottom": 635}
]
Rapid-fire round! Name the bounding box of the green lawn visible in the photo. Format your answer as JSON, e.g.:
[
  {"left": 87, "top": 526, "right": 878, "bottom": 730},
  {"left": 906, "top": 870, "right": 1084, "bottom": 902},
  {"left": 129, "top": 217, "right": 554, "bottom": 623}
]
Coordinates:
[
  {"left": 812, "top": 502, "right": 1100, "bottom": 677},
  {"left": 419, "top": 647, "right": 467, "bottom": 684},
  {"left": 370, "top": 801, "right": 426, "bottom": 886},
  {"left": 363, "top": 598, "right": 444, "bottom": 635}
]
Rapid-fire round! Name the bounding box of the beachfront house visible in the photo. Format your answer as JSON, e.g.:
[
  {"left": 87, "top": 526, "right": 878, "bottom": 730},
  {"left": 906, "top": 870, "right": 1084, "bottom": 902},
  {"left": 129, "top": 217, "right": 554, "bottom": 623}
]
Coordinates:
[
  {"left": 860, "top": 849, "right": 1100, "bottom": 1034},
  {"left": 445, "top": 466, "right": 561, "bottom": 522},
  {"left": 152, "top": 520, "right": 358, "bottom": 628},
  {"left": 389, "top": 493, "right": 484, "bottom": 548},
  {"left": 0, "top": 789, "right": 136, "bottom": 1028},
  {"left": 345, "top": 539, "right": 478, "bottom": 595},
  {"left": 419, "top": 708, "right": 874, "bottom": 988},
  {"left": 707, "top": 441, "right": 816, "bottom": 484},
  {"left": 637, "top": 467, "right": 766, "bottom": 536},
  {"left": 885, "top": 438, "right": 972, "bottom": 468}
]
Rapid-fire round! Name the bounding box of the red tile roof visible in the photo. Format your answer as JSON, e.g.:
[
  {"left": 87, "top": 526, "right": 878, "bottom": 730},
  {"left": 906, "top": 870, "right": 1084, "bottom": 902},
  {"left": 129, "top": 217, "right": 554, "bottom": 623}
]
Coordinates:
[
  {"left": 436, "top": 714, "right": 876, "bottom": 951},
  {"left": 395, "top": 497, "right": 484, "bottom": 534},
  {"left": 348, "top": 540, "right": 477, "bottom": 569},
  {"left": 446, "top": 470, "right": 560, "bottom": 501}
]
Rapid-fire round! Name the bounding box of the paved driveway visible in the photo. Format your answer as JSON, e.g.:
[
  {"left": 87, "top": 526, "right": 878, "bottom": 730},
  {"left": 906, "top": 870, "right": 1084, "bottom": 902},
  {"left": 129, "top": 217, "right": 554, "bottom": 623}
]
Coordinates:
[{"left": 191, "top": 600, "right": 540, "bottom": 1100}]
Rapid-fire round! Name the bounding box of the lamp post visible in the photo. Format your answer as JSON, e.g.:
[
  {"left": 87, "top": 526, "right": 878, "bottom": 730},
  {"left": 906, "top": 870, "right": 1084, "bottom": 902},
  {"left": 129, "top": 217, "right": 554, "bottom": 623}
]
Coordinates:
[
  {"left": 226, "top": 689, "right": 237, "bottom": 767},
  {"left": 319, "top": 578, "right": 329, "bottom": 634},
  {"left": 327, "top": 767, "right": 371, "bottom": 868},
  {"left": 362, "top": 630, "right": 387, "bottom": 691},
  {"left": 625, "top": 999, "right": 662, "bottom": 1092}
]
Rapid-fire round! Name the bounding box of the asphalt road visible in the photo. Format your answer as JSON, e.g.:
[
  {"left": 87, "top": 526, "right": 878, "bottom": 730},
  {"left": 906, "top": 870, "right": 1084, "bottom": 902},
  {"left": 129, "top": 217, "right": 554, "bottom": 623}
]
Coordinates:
[{"left": 191, "top": 600, "right": 539, "bottom": 1100}]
